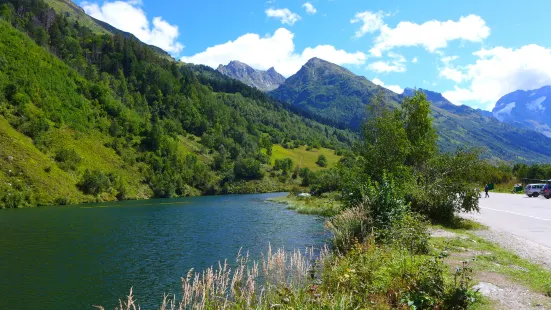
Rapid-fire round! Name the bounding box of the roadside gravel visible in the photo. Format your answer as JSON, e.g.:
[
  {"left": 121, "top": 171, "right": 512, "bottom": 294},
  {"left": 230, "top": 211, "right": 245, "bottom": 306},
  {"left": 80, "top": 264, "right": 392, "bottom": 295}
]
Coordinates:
[{"left": 474, "top": 229, "right": 551, "bottom": 270}]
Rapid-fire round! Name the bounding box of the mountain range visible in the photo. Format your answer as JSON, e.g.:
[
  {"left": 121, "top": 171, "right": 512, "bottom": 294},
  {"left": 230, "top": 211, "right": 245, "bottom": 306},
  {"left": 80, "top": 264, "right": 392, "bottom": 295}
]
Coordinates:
[
  {"left": 492, "top": 86, "right": 551, "bottom": 137},
  {"left": 217, "top": 61, "right": 285, "bottom": 92},
  {"left": 265, "top": 58, "right": 551, "bottom": 162}
]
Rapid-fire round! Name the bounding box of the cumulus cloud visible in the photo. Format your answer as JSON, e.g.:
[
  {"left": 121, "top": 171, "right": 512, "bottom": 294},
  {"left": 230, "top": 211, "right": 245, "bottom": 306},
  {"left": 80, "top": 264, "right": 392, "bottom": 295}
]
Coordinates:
[
  {"left": 443, "top": 44, "right": 551, "bottom": 109},
  {"left": 365, "top": 14, "right": 490, "bottom": 56},
  {"left": 302, "top": 2, "right": 317, "bottom": 15},
  {"left": 181, "top": 28, "right": 366, "bottom": 77},
  {"left": 367, "top": 52, "right": 406, "bottom": 73},
  {"left": 351, "top": 11, "right": 384, "bottom": 38},
  {"left": 412, "top": 57, "right": 418, "bottom": 63},
  {"left": 372, "top": 78, "right": 404, "bottom": 94},
  {"left": 82, "top": 0, "right": 184, "bottom": 54},
  {"left": 265, "top": 8, "right": 301, "bottom": 25},
  {"left": 439, "top": 67, "right": 465, "bottom": 83}
]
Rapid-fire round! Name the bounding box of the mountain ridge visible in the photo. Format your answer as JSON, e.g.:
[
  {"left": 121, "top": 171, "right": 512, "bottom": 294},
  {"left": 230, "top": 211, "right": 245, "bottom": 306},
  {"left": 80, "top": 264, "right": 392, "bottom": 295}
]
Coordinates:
[
  {"left": 216, "top": 60, "right": 285, "bottom": 92},
  {"left": 270, "top": 58, "right": 551, "bottom": 163},
  {"left": 492, "top": 85, "right": 551, "bottom": 137}
]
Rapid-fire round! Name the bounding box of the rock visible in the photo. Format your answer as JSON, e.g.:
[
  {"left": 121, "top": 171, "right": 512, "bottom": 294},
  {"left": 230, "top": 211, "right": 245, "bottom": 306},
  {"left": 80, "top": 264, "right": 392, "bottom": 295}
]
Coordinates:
[
  {"left": 473, "top": 282, "right": 502, "bottom": 296},
  {"left": 217, "top": 61, "right": 285, "bottom": 92}
]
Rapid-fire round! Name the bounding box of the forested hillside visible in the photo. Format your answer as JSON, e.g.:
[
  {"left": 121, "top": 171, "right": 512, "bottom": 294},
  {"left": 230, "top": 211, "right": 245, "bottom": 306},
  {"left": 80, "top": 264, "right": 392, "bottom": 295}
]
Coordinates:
[
  {"left": 0, "top": 0, "right": 354, "bottom": 208},
  {"left": 271, "top": 58, "right": 551, "bottom": 163}
]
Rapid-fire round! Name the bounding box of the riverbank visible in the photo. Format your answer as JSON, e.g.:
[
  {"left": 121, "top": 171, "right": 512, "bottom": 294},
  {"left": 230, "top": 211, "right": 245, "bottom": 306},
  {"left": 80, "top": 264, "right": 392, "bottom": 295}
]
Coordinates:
[{"left": 268, "top": 193, "right": 342, "bottom": 217}]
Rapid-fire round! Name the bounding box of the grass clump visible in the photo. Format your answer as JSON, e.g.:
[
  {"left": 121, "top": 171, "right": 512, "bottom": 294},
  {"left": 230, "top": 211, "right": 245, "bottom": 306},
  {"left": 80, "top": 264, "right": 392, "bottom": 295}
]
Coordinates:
[{"left": 270, "top": 193, "right": 342, "bottom": 217}]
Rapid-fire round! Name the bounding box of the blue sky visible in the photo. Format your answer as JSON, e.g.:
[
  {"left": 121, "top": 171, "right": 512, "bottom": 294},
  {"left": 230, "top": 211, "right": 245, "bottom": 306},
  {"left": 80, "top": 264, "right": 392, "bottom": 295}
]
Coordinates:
[{"left": 80, "top": 0, "right": 551, "bottom": 111}]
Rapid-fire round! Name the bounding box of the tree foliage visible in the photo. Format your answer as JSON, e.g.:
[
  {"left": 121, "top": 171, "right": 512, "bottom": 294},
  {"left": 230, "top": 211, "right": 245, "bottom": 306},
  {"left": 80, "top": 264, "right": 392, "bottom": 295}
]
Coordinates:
[{"left": 0, "top": 0, "right": 356, "bottom": 206}]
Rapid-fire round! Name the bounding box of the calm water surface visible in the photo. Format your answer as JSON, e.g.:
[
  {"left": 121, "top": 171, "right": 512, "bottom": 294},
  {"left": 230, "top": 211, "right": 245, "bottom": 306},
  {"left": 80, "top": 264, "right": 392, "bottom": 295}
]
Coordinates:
[{"left": 0, "top": 193, "right": 328, "bottom": 309}]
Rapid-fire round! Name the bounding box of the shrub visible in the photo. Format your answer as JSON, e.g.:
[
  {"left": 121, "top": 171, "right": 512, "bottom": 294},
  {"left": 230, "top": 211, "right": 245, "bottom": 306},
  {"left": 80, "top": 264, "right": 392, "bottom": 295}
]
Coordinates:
[
  {"left": 316, "top": 154, "right": 328, "bottom": 167},
  {"left": 408, "top": 151, "right": 481, "bottom": 224},
  {"left": 342, "top": 175, "right": 408, "bottom": 234},
  {"left": 234, "top": 157, "right": 264, "bottom": 180},
  {"left": 274, "top": 158, "right": 293, "bottom": 174},
  {"left": 386, "top": 211, "right": 430, "bottom": 255},
  {"left": 322, "top": 243, "right": 446, "bottom": 309},
  {"left": 325, "top": 207, "right": 369, "bottom": 253},
  {"left": 54, "top": 148, "right": 82, "bottom": 171},
  {"left": 77, "top": 169, "right": 111, "bottom": 196},
  {"left": 310, "top": 168, "right": 341, "bottom": 195}
]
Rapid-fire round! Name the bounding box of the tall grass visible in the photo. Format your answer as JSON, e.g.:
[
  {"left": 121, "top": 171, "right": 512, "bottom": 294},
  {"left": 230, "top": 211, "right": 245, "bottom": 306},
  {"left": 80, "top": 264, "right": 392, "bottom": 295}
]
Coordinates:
[{"left": 96, "top": 245, "right": 329, "bottom": 310}]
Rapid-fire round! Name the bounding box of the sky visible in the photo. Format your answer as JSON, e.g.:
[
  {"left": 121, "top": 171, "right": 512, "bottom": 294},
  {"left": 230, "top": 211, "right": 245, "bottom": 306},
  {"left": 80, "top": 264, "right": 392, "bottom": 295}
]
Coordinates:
[{"left": 79, "top": 0, "right": 551, "bottom": 111}]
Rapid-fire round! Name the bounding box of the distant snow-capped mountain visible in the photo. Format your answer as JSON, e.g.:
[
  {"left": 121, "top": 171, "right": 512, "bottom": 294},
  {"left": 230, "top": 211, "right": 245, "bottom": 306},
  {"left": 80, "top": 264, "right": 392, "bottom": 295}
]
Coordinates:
[{"left": 492, "top": 86, "right": 551, "bottom": 137}]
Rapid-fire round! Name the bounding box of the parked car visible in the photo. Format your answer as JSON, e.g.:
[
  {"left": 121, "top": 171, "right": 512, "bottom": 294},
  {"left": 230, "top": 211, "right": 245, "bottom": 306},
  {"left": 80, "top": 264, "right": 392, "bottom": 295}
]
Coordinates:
[
  {"left": 541, "top": 184, "right": 551, "bottom": 199},
  {"left": 525, "top": 184, "right": 545, "bottom": 197}
]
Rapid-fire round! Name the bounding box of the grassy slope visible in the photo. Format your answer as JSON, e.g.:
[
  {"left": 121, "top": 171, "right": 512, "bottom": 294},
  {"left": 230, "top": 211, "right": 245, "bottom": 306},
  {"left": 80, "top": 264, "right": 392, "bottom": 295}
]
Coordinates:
[
  {"left": 271, "top": 144, "right": 341, "bottom": 171},
  {"left": 42, "top": 0, "right": 110, "bottom": 35},
  {"left": 0, "top": 20, "right": 151, "bottom": 204},
  {"left": 0, "top": 116, "right": 87, "bottom": 204}
]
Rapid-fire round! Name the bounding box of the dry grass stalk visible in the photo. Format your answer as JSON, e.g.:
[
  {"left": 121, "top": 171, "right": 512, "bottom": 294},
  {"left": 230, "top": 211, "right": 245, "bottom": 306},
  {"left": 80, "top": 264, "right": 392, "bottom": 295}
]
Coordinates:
[{"left": 99, "top": 245, "right": 329, "bottom": 309}]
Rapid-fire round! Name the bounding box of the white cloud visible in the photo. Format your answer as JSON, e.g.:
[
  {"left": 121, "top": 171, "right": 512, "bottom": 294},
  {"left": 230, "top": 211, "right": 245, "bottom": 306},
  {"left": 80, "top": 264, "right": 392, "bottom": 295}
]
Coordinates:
[
  {"left": 372, "top": 78, "right": 404, "bottom": 94},
  {"left": 81, "top": 0, "right": 184, "bottom": 54},
  {"left": 181, "top": 28, "right": 366, "bottom": 77},
  {"left": 441, "top": 55, "right": 459, "bottom": 64},
  {"left": 265, "top": 8, "right": 301, "bottom": 25},
  {"left": 443, "top": 44, "right": 551, "bottom": 110},
  {"left": 367, "top": 52, "right": 406, "bottom": 73},
  {"left": 369, "top": 15, "right": 490, "bottom": 56},
  {"left": 439, "top": 67, "right": 465, "bottom": 83},
  {"left": 350, "top": 11, "right": 384, "bottom": 38},
  {"left": 302, "top": 2, "right": 317, "bottom": 15},
  {"left": 412, "top": 57, "right": 418, "bottom": 63}
]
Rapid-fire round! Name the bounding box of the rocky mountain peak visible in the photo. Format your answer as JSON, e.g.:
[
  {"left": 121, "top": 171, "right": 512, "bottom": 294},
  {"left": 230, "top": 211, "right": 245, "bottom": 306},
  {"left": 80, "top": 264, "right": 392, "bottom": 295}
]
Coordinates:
[{"left": 216, "top": 61, "right": 285, "bottom": 92}]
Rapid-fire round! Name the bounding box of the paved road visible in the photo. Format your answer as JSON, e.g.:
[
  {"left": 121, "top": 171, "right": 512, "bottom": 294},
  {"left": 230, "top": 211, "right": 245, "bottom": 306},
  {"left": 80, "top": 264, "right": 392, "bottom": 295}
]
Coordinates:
[{"left": 464, "top": 192, "right": 551, "bottom": 248}]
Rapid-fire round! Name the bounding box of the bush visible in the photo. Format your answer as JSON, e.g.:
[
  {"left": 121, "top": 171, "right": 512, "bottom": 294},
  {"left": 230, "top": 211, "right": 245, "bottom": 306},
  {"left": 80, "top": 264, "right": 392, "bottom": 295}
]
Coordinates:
[
  {"left": 310, "top": 168, "right": 341, "bottom": 195},
  {"left": 408, "top": 151, "right": 481, "bottom": 224},
  {"left": 316, "top": 154, "right": 328, "bottom": 167},
  {"left": 274, "top": 158, "right": 293, "bottom": 174},
  {"left": 322, "top": 243, "right": 447, "bottom": 309},
  {"left": 386, "top": 211, "right": 430, "bottom": 255},
  {"left": 0, "top": 184, "right": 36, "bottom": 208},
  {"left": 54, "top": 148, "right": 82, "bottom": 171},
  {"left": 342, "top": 175, "right": 407, "bottom": 233},
  {"left": 234, "top": 157, "right": 264, "bottom": 180},
  {"left": 77, "top": 169, "right": 111, "bottom": 196},
  {"left": 325, "top": 207, "right": 369, "bottom": 253}
]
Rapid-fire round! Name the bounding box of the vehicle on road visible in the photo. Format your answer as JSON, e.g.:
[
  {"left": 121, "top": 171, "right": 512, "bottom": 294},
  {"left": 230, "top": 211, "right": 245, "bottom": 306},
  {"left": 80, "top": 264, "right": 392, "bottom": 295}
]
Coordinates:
[
  {"left": 540, "top": 184, "right": 551, "bottom": 199},
  {"left": 525, "top": 184, "right": 545, "bottom": 197}
]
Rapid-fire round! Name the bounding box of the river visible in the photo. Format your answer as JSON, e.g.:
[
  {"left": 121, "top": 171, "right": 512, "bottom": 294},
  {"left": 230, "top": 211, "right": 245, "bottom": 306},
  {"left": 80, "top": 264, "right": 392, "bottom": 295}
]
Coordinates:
[{"left": 0, "top": 193, "right": 329, "bottom": 309}]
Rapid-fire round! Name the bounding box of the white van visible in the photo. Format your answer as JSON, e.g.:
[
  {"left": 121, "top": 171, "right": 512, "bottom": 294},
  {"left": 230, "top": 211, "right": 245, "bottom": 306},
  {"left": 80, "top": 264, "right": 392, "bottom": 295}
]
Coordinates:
[{"left": 525, "top": 184, "right": 545, "bottom": 197}]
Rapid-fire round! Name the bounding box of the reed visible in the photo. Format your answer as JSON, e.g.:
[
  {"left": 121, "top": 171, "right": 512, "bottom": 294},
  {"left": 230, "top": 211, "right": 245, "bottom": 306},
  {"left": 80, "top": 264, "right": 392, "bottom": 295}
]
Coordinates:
[{"left": 98, "top": 245, "right": 329, "bottom": 310}]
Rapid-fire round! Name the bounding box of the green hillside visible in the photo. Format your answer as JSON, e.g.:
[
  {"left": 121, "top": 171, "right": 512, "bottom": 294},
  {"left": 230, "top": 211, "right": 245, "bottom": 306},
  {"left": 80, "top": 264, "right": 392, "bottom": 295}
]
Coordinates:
[
  {"left": 270, "top": 58, "right": 551, "bottom": 163},
  {"left": 270, "top": 57, "right": 402, "bottom": 129},
  {"left": 0, "top": 0, "right": 354, "bottom": 208},
  {"left": 271, "top": 145, "right": 341, "bottom": 171}
]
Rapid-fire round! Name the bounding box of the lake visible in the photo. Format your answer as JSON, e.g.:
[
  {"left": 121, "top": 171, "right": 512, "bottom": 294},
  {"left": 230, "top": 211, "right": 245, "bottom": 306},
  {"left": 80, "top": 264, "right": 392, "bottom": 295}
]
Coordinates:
[{"left": 0, "top": 193, "right": 329, "bottom": 309}]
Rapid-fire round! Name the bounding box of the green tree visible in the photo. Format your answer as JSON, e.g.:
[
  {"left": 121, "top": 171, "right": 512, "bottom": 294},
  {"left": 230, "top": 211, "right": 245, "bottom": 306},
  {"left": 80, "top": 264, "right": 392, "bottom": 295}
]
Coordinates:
[
  {"left": 316, "top": 154, "right": 328, "bottom": 167},
  {"left": 401, "top": 90, "right": 438, "bottom": 169},
  {"left": 360, "top": 91, "right": 411, "bottom": 180},
  {"left": 234, "top": 157, "right": 264, "bottom": 180}
]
